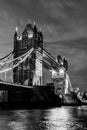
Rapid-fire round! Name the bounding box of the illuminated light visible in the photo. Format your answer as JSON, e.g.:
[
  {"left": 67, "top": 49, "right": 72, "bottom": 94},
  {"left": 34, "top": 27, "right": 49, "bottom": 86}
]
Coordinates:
[
  {"left": 27, "top": 31, "right": 33, "bottom": 38},
  {"left": 33, "top": 74, "right": 40, "bottom": 86},
  {"left": 76, "top": 87, "right": 79, "bottom": 91},
  {"left": 59, "top": 94, "right": 62, "bottom": 98},
  {"left": 47, "top": 107, "right": 69, "bottom": 130},
  {"left": 17, "top": 36, "right": 22, "bottom": 40},
  {"left": 43, "top": 53, "right": 46, "bottom": 57},
  {"left": 28, "top": 33, "right": 33, "bottom": 38},
  {"left": 35, "top": 51, "right": 42, "bottom": 76},
  {"left": 24, "top": 79, "right": 28, "bottom": 86},
  {"left": 59, "top": 68, "right": 65, "bottom": 77},
  {"left": 15, "top": 27, "right": 18, "bottom": 32},
  {"left": 65, "top": 77, "right": 69, "bottom": 94},
  {"left": 66, "top": 73, "right": 72, "bottom": 90},
  {"left": 51, "top": 69, "right": 58, "bottom": 79}
]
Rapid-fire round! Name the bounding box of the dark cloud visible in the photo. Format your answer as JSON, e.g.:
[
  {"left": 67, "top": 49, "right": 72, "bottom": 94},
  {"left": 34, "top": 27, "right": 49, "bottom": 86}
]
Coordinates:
[
  {"left": 40, "top": 0, "right": 87, "bottom": 41},
  {"left": 1, "top": 0, "right": 87, "bottom": 41}
]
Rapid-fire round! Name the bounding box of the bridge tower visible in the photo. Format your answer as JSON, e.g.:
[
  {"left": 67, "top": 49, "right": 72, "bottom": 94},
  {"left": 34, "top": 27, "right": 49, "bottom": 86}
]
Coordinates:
[{"left": 13, "top": 21, "right": 43, "bottom": 86}]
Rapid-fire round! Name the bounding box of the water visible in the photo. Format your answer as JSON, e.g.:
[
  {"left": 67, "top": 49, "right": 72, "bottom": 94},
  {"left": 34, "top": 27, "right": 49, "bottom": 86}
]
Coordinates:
[{"left": 0, "top": 106, "right": 87, "bottom": 130}]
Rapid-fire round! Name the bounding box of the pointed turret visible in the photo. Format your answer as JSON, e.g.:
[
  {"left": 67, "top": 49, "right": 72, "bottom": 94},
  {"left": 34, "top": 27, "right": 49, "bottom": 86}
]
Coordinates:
[
  {"left": 39, "top": 28, "right": 43, "bottom": 43},
  {"left": 14, "top": 27, "right": 18, "bottom": 55},
  {"left": 37, "top": 28, "right": 43, "bottom": 50},
  {"left": 14, "top": 27, "right": 18, "bottom": 37},
  {"left": 33, "top": 21, "right": 37, "bottom": 38}
]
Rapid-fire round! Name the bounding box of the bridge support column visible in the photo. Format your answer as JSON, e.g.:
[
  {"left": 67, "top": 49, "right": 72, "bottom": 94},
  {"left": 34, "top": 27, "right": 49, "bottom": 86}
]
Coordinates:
[
  {"left": 5, "top": 72, "right": 6, "bottom": 82},
  {"left": 32, "top": 50, "right": 43, "bottom": 86},
  {"left": 64, "top": 74, "right": 69, "bottom": 94}
]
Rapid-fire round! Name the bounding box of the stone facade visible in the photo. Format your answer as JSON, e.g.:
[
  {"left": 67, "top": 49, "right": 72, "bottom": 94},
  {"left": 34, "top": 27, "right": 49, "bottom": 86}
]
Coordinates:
[{"left": 13, "top": 22, "right": 43, "bottom": 85}]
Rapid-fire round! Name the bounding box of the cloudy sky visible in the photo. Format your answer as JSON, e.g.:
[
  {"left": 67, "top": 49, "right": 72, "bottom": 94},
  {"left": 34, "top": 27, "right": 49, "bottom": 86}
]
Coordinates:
[{"left": 0, "top": 0, "right": 87, "bottom": 91}]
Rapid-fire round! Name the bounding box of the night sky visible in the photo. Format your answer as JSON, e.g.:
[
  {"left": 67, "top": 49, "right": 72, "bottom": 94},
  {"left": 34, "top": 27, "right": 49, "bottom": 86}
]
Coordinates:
[{"left": 0, "top": 0, "right": 87, "bottom": 91}]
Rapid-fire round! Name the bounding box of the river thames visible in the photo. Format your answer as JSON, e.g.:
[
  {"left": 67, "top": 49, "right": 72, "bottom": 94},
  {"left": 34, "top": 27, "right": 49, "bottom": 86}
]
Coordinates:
[{"left": 0, "top": 106, "right": 87, "bottom": 130}]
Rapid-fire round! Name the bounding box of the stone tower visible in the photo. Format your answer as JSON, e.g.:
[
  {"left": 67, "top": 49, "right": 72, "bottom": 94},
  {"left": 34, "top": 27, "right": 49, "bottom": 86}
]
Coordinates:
[{"left": 13, "top": 21, "right": 43, "bottom": 86}]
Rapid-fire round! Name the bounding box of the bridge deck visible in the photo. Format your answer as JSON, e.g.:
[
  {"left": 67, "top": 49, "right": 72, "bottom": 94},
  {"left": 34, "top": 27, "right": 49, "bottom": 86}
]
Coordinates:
[{"left": 0, "top": 82, "right": 34, "bottom": 91}]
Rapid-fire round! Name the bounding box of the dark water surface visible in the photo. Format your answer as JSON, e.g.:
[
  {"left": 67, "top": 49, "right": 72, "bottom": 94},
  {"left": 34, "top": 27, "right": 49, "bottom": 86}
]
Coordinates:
[{"left": 0, "top": 106, "right": 87, "bottom": 130}]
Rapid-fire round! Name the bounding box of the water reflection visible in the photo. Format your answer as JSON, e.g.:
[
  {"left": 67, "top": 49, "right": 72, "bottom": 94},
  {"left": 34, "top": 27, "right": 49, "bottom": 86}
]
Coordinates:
[{"left": 0, "top": 106, "right": 87, "bottom": 130}]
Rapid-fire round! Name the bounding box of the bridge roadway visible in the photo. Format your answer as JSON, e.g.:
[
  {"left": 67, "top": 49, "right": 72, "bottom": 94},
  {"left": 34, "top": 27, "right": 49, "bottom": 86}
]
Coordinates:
[{"left": 0, "top": 81, "right": 34, "bottom": 91}]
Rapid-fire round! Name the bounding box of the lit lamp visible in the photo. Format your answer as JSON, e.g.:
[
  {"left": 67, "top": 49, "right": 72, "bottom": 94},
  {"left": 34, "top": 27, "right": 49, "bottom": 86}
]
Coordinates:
[
  {"left": 27, "top": 30, "right": 33, "bottom": 38},
  {"left": 15, "top": 27, "right": 18, "bottom": 32},
  {"left": 59, "top": 68, "right": 65, "bottom": 77},
  {"left": 51, "top": 69, "right": 58, "bottom": 79}
]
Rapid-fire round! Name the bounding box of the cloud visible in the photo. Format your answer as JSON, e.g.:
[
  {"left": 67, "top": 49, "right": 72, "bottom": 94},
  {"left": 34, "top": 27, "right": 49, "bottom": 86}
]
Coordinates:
[
  {"left": 40, "top": 0, "right": 87, "bottom": 41},
  {"left": 0, "top": 0, "right": 87, "bottom": 42}
]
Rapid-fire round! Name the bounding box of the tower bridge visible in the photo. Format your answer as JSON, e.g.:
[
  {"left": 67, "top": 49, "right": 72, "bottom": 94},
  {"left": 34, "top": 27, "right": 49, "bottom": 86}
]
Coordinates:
[{"left": 0, "top": 21, "right": 74, "bottom": 106}]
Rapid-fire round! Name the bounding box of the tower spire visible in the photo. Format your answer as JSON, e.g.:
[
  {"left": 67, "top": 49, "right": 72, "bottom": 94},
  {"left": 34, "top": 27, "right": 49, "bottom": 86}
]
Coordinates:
[
  {"left": 15, "top": 27, "right": 18, "bottom": 32},
  {"left": 33, "top": 21, "right": 37, "bottom": 38},
  {"left": 14, "top": 26, "right": 18, "bottom": 37}
]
